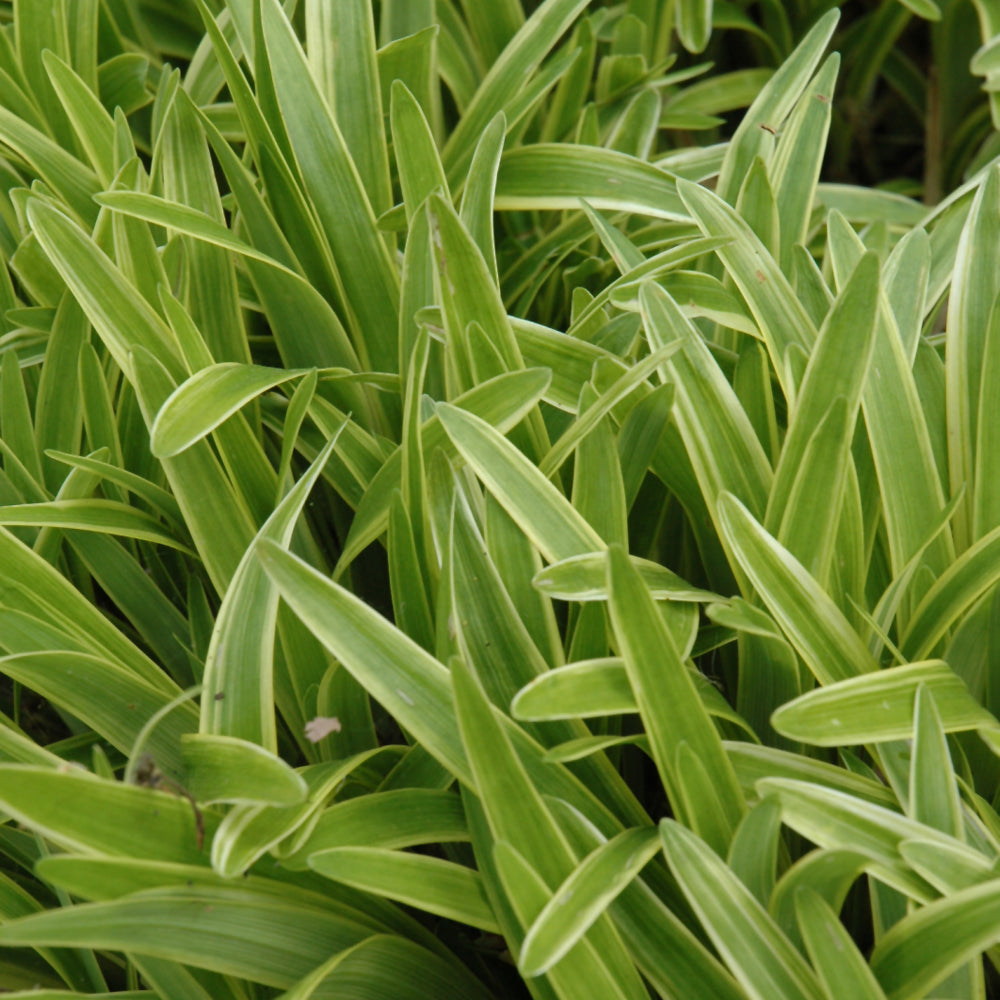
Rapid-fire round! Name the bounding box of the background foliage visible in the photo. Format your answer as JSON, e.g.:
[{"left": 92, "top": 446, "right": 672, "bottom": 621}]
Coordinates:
[{"left": 0, "top": 0, "right": 999, "bottom": 997}]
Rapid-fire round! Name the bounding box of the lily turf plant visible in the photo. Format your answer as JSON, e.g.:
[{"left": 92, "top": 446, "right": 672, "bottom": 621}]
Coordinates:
[{"left": 0, "top": 0, "right": 999, "bottom": 998}]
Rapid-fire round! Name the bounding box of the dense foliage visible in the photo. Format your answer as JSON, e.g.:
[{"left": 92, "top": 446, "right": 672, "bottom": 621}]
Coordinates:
[{"left": 0, "top": 0, "right": 1000, "bottom": 997}]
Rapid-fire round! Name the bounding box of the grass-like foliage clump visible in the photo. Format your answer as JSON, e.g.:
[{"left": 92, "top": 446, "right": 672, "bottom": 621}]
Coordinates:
[{"left": 0, "top": 0, "right": 999, "bottom": 997}]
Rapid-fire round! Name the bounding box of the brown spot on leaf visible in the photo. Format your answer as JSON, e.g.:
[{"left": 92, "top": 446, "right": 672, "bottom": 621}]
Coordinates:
[{"left": 305, "top": 716, "right": 342, "bottom": 743}]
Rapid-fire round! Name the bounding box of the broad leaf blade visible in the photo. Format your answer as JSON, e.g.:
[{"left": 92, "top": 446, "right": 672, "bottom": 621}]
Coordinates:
[
  {"left": 519, "top": 826, "right": 660, "bottom": 975},
  {"left": 795, "top": 888, "right": 888, "bottom": 1000},
  {"left": 257, "top": 540, "right": 469, "bottom": 783},
  {"left": 453, "top": 655, "right": 646, "bottom": 999},
  {"left": 152, "top": 363, "right": 305, "bottom": 458},
  {"left": 442, "top": 0, "right": 591, "bottom": 185},
  {"left": 309, "top": 848, "right": 499, "bottom": 932},
  {"left": 608, "top": 546, "right": 745, "bottom": 852},
  {"left": 0, "top": 766, "right": 207, "bottom": 865},
  {"left": 718, "top": 492, "right": 879, "bottom": 684},
  {"left": 0, "top": 887, "right": 377, "bottom": 988},
  {"left": 181, "top": 734, "right": 307, "bottom": 806},
  {"left": 200, "top": 430, "right": 342, "bottom": 750},
  {"left": 496, "top": 144, "right": 686, "bottom": 220},
  {"left": 260, "top": 0, "right": 400, "bottom": 373},
  {"left": 660, "top": 819, "right": 824, "bottom": 1000},
  {"left": 870, "top": 880, "right": 1000, "bottom": 1000},
  {"left": 771, "top": 661, "right": 996, "bottom": 746},
  {"left": 437, "top": 403, "right": 605, "bottom": 562}
]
